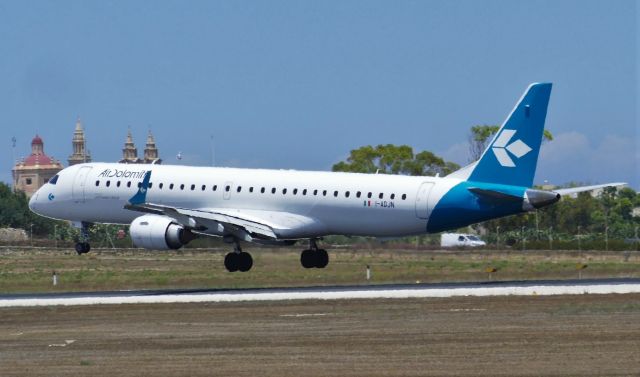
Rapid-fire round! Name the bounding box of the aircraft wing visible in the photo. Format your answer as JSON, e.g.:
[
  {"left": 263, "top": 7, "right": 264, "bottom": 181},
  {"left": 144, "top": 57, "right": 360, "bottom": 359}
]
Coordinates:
[
  {"left": 124, "top": 170, "right": 308, "bottom": 241},
  {"left": 124, "top": 202, "right": 279, "bottom": 240},
  {"left": 553, "top": 182, "right": 627, "bottom": 196}
]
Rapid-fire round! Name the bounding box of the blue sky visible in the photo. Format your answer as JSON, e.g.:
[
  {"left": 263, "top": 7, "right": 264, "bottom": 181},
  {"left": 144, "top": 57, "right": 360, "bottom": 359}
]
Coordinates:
[{"left": 1, "top": 0, "right": 637, "bottom": 188}]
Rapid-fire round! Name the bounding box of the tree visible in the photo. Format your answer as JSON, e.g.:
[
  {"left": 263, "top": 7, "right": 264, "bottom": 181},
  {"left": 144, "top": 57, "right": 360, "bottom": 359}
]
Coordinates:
[
  {"left": 468, "top": 125, "right": 553, "bottom": 161},
  {"left": 0, "top": 182, "right": 68, "bottom": 236},
  {"left": 332, "top": 144, "right": 460, "bottom": 176}
]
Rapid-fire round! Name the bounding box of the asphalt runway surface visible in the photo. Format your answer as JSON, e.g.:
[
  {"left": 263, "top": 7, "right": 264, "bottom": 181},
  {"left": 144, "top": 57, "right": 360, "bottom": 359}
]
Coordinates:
[{"left": 2, "top": 290, "right": 639, "bottom": 376}]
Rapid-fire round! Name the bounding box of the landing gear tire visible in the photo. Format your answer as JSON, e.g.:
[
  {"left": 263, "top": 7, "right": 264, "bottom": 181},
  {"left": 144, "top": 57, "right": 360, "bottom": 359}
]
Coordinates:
[
  {"left": 75, "top": 242, "right": 90, "bottom": 255},
  {"left": 300, "top": 249, "right": 316, "bottom": 269},
  {"left": 316, "top": 249, "right": 329, "bottom": 269},
  {"left": 238, "top": 252, "right": 253, "bottom": 272},
  {"left": 224, "top": 251, "right": 253, "bottom": 272},
  {"left": 224, "top": 252, "right": 239, "bottom": 272}
]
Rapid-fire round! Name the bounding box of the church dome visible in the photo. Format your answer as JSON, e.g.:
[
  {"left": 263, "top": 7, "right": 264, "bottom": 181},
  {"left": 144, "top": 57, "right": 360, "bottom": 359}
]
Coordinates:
[
  {"left": 20, "top": 134, "right": 60, "bottom": 167},
  {"left": 31, "top": 134, "right": 43, "bottom": 146}
]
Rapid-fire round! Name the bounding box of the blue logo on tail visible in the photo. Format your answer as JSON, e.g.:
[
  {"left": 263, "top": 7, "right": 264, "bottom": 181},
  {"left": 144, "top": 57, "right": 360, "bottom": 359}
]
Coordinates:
[{"left": 466, "top": 83, "right": 552, "bottom": 188}]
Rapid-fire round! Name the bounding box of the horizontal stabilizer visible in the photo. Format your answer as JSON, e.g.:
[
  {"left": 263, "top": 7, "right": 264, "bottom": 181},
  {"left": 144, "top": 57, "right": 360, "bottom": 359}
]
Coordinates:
[
  {"left": 553, "top": 183, "right": 627, "bottom": 196},
  {"left": 468, "top": 187, "right": 523, "bottom": 203}
]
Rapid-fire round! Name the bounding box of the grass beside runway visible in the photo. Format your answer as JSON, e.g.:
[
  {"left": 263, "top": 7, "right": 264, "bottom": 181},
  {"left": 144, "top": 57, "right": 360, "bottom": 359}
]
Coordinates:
[
  {"left": 1, "top": 247, "right": 639, "bottom": 293},
  {"left": 1, "top": 294, "right": 639, "bottom": 376}
]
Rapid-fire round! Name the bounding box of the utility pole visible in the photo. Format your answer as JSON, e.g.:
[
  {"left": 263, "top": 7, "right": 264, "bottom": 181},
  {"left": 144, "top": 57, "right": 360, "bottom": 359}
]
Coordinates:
[
  {"left": 604, "top": 209, "right": 609, "bottom": 252},
  {"left": 496, "top": 226, "right": 500, "bottom": 250},
  {"left": 11, "top": 136, "right": 16, "bottom": 191},
  {"left": 577, "top": 225, "right": 582, "bottom": 251}
]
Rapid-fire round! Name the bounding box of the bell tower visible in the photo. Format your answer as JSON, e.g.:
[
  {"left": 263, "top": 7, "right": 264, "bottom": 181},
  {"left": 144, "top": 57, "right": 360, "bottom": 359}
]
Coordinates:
[
  {"left": 143, "top": 130, "right": 161, "bottom": 163},
  {"left": 68, "top": 118, "right": 92, "bottom": 166}
]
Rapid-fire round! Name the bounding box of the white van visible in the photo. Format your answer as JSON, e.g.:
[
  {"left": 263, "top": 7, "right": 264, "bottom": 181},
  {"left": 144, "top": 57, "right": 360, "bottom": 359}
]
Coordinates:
[{"left": 440, "top": 233, "right": 486, "bottom": 248}]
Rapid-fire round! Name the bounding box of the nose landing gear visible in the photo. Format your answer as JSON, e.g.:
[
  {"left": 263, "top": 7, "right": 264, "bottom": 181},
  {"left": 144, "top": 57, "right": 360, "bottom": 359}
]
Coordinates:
[{"left": 74, "top": 222, "right": 92, "bottom": 255}]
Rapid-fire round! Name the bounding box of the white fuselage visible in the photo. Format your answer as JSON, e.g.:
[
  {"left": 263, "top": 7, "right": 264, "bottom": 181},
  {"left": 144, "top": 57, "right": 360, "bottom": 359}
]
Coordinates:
[{"left": 30, "top": 162, "right": 460, "bottom": 239}]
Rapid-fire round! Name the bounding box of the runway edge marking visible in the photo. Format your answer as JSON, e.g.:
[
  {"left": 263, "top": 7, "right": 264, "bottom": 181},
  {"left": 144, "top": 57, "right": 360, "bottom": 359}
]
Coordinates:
[{"left": 2, "top": 283, "right": 640, "bottom": 307}]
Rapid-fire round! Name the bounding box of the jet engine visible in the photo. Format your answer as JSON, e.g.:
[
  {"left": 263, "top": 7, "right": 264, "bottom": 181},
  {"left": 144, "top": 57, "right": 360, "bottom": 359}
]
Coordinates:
[{"left": 130, "top": 214, "right": 195, "bottom": 250}]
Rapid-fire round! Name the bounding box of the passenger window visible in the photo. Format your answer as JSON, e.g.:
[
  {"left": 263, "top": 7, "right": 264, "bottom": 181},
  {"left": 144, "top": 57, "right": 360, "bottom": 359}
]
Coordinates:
[
  {"left": 271, "top": 188, "right": 276, "bottom": 194},
  {"left": 49, "top": 175, "right": 59, "bottom": 185},
  {"left": 313, "top": 189, "right": 318, "bottom": 196},
  {"left": 95, "top": 180, "right": 100, "bottom": 187},
  {"left": 345, "top": 191, "right": 350, "bottom": 198},
  {"left": 282, "top": 188, "right": 287, "bottom": 195},
  {"left": 302, "top": 189, "right": 307, "bottom": 195},
  {"left": 190, "top": 184, "right": 195, "bottom": 191},
  {"left": 293, "top": 188, "right": 298, "bottom": 195},
  {"left": 169, "top": 183, "right": 174, "bottom": 190},
  {"left": 159, "top": 183, "right": 164, "bottom": 189},
  {"left": 225, "top": 185, "right": 230, "bottom": 192},
  {"left": 138, "top": 182, "right": 142, "bottom": 188},
  {"left": 106, "top": 181, "right": 111, "bottom": 187},
  {"left": 322, "top": 190, "right": 327, "bottom": 196},
  {"left": 180, "top": 184, "right": 185, "bottom": 190},
  {"left": 213, "top": 185, "right": 217, "bottom": 191},
  {"left": 390, "top": 193, "right": 395, "bottom": 200},
  {"left": 201, "top": 185, "right": 206, "bottom": 191},
  {"left": 402, "top": 194, "right": 407, "bottom": 200},
  {"left": 356, "top": 191, "right": 361, "bottom": 198},
  {"left": 333, "top": 190, "right": 338, "bottom": 197},
  {"left": 379, "top": 193, "right": 383, "bottom": 199},
  {"left": 117, "top": 181, "right": 121, "bottom": 187},
  {"left": 127, "top": 181, "right": 131, "bottom": 188},
  {"left": 261, "top": 187, "right": 265, "bottom": 194},
  {"left": 367, "top": 192, "right": 372, "bottom": 198},
  {"left": 237, "top": 186, "right": 242, "bottom": 193},
  {"left": 148, "top": 182, "right": 153, "bottom": 189},
  {"left": 249, "top": 187, "right": 254, "bottom": 193}
]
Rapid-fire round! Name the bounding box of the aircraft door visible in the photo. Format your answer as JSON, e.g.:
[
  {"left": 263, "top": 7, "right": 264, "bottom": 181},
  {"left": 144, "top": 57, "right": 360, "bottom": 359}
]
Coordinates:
[
  {"left": 72, "top": 166, "right": 92, "bottom": 202},
  {"left": 414, "top": 182, "right": 435, "bottom": 219}
]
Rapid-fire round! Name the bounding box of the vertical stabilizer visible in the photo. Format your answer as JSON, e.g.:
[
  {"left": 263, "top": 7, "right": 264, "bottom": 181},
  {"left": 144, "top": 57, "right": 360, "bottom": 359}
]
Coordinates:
[{"left": 451, "top": 83, "right": 552, "bottom": 187}]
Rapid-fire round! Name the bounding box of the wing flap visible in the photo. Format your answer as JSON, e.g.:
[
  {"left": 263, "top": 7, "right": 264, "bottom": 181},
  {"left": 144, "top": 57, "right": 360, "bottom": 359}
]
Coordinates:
[{"left": 126, "top": 203, "right": 278, "bottom": 240}]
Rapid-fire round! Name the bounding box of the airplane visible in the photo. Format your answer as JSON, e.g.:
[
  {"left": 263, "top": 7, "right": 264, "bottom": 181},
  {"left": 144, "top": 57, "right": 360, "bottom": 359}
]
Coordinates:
[{"left": 29, "top": 83, "right": 624, "bottom": 272}]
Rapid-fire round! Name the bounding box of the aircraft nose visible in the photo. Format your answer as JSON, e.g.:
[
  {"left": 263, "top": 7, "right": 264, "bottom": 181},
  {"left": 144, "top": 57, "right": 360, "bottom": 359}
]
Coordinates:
[
  {"left": 29, "top": 190, "right": 40, "bottom": 213},
  {"left": 28, "top": 193, "right": 36, "bottom": 211}
]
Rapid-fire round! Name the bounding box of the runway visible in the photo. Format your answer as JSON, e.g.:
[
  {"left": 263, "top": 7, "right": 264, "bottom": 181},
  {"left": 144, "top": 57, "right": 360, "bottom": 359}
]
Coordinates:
[{"left": 1, "top": 278, "right": 639, "bottom": 307}]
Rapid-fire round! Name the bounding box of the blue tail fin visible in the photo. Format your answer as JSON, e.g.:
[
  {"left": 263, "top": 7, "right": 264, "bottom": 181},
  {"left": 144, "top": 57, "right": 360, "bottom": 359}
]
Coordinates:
[
  {"left": 128, "top": 170, "right": 151, "bottom": 205},
  {"left": 461, "top": 83, "right": 552, "bottom": 188}
]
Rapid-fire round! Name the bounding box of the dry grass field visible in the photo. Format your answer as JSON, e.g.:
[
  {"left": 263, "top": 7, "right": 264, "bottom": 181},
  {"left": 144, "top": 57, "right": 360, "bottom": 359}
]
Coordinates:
[
  {"left": 0, "top": 247, "right": 639, "bottom": 293},
  {"left": 1, "top": 294, "right": 639, "bottom": 376}
]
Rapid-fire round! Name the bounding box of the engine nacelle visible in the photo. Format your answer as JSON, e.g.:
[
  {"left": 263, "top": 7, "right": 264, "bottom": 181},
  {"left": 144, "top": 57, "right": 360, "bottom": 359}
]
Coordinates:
[{"left": 130, "top": 214, "right": 194, "bottom": 250}]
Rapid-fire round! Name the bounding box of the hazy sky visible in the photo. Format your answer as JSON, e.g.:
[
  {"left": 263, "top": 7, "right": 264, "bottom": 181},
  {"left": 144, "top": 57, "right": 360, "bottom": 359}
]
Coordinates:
[{"left": 1, "top": 0, "right": 637, "bottom": 188}]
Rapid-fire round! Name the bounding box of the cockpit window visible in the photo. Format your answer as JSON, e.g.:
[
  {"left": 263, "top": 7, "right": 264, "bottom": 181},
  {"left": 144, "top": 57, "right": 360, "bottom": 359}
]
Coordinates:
[{"left": 49, "top": 175, "right": 59, "bottom": 185}]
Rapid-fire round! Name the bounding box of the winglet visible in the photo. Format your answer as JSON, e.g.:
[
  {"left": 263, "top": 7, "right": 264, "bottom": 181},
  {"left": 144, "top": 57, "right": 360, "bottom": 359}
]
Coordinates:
[{"left": 128, "top": 170, "right": 151, "bottom": 205}]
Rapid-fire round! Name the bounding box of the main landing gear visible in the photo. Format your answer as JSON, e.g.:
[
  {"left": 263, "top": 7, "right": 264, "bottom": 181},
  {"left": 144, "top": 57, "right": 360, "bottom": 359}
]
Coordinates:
[
  {"left": 300, "top": 239, "right": 329, "bottom": 269},
  {"left": 224, "top": 239, "right": 253, "bottom": 272},
  {"left": 74, "top": 222, "right": 91, "bottom": 255}
]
